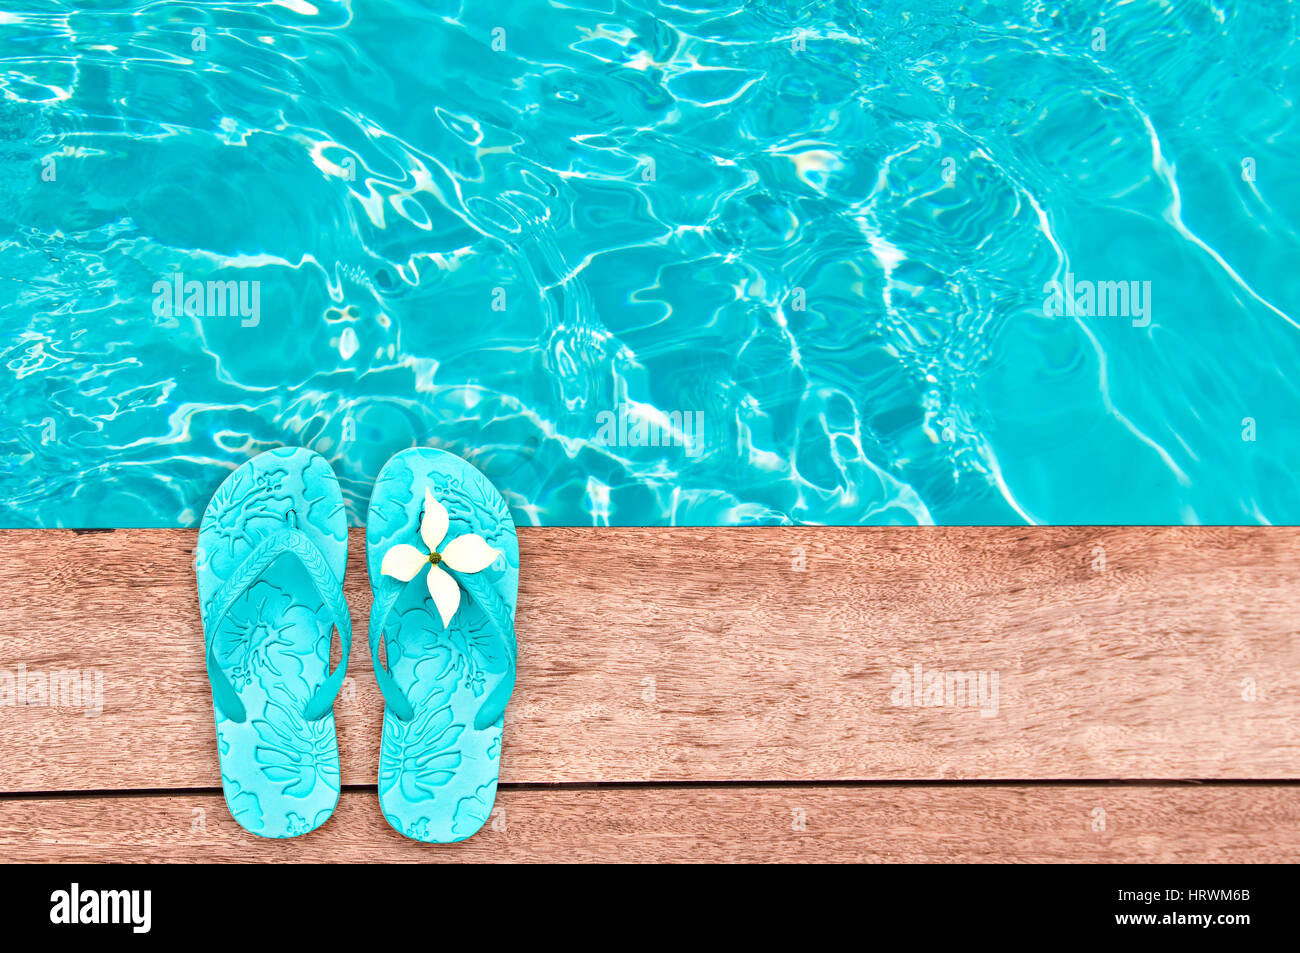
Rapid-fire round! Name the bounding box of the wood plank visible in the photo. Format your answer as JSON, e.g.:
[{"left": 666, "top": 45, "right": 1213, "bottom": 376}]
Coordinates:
[
  {"left": 1, "top": 528, "right": 1298, "bottom": 792},
  {"left": 0, "top": 784, "right": 1294, "bottom": 862}
]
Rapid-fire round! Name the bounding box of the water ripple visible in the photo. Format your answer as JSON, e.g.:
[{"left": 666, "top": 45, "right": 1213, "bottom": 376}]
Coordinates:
[{"left": 2, "top": 0, "right": 1299, "bottom": 526}]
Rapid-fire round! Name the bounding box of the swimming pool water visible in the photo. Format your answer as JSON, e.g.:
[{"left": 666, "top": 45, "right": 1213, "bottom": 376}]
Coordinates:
[{"left": 2, "top": 1, "right": 1299, "bottom": 526}]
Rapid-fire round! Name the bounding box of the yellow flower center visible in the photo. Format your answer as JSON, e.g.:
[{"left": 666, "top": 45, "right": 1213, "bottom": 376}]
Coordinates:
[{"left": 427, "top": 551, "right": 441, "bottom": 565}]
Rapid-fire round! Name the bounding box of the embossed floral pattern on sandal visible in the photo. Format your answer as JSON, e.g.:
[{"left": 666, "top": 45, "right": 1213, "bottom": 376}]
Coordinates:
[
  {"left": 196, "top": 447, "right": 352, "bottom": 839},
  {"left": 366, "top": 448, "right": 519, "bottom": 843}
]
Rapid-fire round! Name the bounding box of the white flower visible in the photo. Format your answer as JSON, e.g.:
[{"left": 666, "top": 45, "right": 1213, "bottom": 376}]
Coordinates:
[{"left": 380, "top": 487, "right": 502, "bottom": 627}]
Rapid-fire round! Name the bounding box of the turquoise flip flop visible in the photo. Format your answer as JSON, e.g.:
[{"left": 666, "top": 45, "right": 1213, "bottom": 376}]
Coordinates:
[
  {"left": 366, "top": 447, "right": 518, "bottom": 843},
  {"left": 196, "top": 447, "right": 352, "bottom": 839}
]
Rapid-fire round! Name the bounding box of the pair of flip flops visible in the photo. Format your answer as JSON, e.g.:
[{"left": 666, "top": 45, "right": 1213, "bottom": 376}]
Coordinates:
[{"left": 194, "top": 446, "right": 518, "bottom": 842}]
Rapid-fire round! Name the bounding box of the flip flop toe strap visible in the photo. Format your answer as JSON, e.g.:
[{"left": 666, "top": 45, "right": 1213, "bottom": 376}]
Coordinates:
[
  {"left": 368, "top": 586, "right": 415, "bottom": 722},
  {"left": 369, "top": 567, "right": 514, "bottom": 729},
  {"left": 203, "top": 528, "right": 352, "bottom": 724},
  {"left": 456, "top": 570, "right": 517, "bottom": 730}
]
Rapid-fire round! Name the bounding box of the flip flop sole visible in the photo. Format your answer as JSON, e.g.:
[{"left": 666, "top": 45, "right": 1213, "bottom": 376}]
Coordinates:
[
  {"left": 366, "top": 447, "right": 519, "bottom": 843},
  {"left": 197, "top": 447, "right": 347, "bottom": 838}
]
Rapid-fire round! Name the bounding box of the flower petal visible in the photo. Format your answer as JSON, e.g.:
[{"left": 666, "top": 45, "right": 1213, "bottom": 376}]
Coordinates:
[
  {"left": 427, "top": 564, "right": 460, "bottom": 628},
  {"left": 420, "top": 487, "right": 449, "bottom": 552},
  {"left": 440, "top": 533, "right": 501, "bottom": 574},
  {"left": 381, "top": 543, "right": 428, "bottom": 582}
]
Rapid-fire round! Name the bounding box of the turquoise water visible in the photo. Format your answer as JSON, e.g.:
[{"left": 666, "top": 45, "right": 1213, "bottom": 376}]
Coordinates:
[{"left": 2, "top": 1, "right": 1299, "bottom": 527}]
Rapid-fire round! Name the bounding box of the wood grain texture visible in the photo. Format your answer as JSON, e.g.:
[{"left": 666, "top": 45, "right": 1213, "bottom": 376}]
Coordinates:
[
  {"left": 1, "top": 784, "right": 1295, "bottom": 863},
  {"left": 1, "top": 527, "right": 1298, "bottom": 793}
]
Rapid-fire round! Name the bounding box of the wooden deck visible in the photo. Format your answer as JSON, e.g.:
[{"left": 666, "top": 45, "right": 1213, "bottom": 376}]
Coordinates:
[{"left": 1, "top": 526, "right": 1297, "bottom": 861}]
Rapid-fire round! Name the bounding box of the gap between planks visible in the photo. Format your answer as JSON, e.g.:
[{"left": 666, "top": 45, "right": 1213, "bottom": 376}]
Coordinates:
[{"left": 1, "top": 784, "right": 1296, "bottom": 862}]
